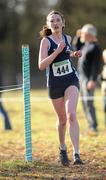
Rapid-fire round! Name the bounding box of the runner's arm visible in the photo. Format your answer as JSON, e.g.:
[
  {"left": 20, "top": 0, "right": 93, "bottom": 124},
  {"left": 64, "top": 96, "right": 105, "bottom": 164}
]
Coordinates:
[{"left": 38, "top": 38, "right": 65, "bottom": 70}]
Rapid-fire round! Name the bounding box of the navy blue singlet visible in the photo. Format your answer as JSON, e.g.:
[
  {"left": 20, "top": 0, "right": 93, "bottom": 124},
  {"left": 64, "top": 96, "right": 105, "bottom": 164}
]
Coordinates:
[{"left": 46, "top": 34, "right": 79, "bottom": 89}]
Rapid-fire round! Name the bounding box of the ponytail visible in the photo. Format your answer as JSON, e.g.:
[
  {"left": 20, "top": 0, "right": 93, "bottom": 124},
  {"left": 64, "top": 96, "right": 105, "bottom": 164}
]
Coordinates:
[{"left": 39, "top": 25, "right": 52, "bottom": 38}]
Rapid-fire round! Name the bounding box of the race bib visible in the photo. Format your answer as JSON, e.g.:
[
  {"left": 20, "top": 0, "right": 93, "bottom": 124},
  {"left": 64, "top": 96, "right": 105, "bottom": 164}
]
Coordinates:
[{"left": 52, "top": 59, "right": 73, "bottom": 77}]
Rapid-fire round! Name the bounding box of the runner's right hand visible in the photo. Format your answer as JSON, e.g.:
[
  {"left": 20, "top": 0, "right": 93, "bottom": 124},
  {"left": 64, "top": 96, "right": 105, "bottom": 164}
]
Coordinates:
[{"left": 57, "top": 41, "right": 66, "bottom": 53}]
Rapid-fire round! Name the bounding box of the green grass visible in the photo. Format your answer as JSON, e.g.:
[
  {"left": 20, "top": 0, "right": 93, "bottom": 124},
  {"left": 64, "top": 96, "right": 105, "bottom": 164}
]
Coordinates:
[{"left": 0, "top": 89, "right": 106, "bottom": 180}]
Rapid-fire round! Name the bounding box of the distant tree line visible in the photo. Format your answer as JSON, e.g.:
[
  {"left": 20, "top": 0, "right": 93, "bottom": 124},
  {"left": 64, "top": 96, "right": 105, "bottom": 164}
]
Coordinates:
[{"left": 0, "top": 0, "right": 106, "bottom": 87}]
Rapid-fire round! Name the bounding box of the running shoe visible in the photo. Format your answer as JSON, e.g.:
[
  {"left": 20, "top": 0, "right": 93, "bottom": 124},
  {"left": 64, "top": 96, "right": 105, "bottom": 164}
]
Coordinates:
[
  {"left": 73, "top": 153, "right": 83, "bottom": 165},
  {"left": 59, "top": 148, "right": 69, "bottom": 166}
]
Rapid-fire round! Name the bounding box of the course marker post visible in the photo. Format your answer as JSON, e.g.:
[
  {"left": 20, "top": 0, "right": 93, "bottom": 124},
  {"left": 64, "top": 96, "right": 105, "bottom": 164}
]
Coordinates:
[{"left": 22, "top": 44, "right": 32, "bottom": 161}]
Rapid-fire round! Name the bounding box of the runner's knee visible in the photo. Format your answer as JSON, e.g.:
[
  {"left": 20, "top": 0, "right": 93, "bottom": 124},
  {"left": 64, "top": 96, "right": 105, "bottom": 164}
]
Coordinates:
[{"left": 67, "top": 112, "right": 76, "bottom": 122}]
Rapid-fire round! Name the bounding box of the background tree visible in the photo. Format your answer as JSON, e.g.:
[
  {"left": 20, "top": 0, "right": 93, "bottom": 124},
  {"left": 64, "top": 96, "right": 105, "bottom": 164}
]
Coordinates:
[{"left": 0, "top": 0, "right": 106, "bottom": 87}]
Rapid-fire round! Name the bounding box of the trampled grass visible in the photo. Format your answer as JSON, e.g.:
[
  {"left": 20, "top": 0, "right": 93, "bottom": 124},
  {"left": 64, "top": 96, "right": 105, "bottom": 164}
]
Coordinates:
[{"left": 0, "top": 89, "right": 106, "bottom": 180}]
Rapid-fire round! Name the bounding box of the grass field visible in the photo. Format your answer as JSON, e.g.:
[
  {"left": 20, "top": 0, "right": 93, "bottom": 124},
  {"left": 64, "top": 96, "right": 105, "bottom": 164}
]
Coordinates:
[{"left": 0, "top": 89, "right": 106, "bottom": 180}]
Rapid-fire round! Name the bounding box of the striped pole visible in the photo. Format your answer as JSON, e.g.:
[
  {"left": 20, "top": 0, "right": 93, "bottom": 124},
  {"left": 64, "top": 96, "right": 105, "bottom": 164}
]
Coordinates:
[{"left": 22, "top": 44, "right": 32, "bottom": 161}]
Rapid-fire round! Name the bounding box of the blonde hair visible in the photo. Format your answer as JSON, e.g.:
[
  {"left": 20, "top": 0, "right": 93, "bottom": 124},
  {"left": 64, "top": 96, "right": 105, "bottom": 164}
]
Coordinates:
[{"left": 39, "top": 10, "right": 65, "bottom": 38}]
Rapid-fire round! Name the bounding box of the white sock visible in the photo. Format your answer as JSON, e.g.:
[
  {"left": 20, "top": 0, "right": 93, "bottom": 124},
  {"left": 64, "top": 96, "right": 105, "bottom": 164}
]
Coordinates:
[
  {"left": 60, "top": 144, "right": 67, "bottom": 150},
  {"left": 73, "top": 150, "right": 79, "bottom": 156}
]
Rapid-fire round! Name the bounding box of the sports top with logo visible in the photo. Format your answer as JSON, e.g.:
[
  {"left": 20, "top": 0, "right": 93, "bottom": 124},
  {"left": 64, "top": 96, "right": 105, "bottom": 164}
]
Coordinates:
[{"left": 46, "top": 34, "right": 79, "bottom": 89}]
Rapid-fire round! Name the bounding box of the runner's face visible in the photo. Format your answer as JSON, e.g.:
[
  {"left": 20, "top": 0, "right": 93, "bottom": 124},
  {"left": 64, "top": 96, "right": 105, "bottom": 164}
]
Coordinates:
[
  {"left": 47, "top": 14, "right": 64, "bottom": 33},
  {"left": 81, "top": 31, "right": 94, "bottom": 42}
]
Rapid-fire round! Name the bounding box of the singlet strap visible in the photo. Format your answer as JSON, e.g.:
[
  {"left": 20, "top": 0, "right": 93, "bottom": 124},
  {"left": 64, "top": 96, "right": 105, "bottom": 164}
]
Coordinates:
[
  {"left": 63, "top": 34, "right": 73, "bottom": 50},
  {"left": 46, "top": 36, "right": 57, "bottom": 51},
  {"left": 46, "top": 36, "right": 57, "bottom": 45}
]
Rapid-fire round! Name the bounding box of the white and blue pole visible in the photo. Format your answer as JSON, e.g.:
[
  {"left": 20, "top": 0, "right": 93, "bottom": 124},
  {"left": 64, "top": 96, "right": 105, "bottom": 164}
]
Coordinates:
[{"left": 22, "top": 44, "right": 32, "bottom": 161}]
